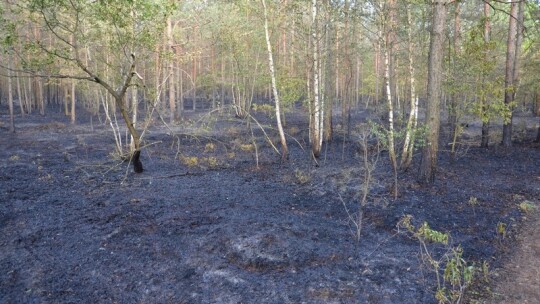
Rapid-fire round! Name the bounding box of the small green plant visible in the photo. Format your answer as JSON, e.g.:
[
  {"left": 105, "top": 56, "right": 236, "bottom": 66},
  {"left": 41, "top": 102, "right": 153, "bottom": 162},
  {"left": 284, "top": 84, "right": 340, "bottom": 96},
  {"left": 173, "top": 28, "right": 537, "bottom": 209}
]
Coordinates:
[
  {"left": 496, "top": 222, "right": 507, "bottom": 239},
  {"left": 204, "top": 157, "right": 219, "bottom": 168},
  {"left": 239, "top": 143, "right": 255, "bottom": 152},
  {"left": 399, "top": 215, "right": 478, "bottom": 304},
  {"left": 518, "top": 201, "right": 536, "bottom": 213},
  {"left": 204, "top": 142, "right": 216, "bottom": 153},
  {"left": 468, "top": 197, "right": 478, "bottom": 207},
  {"left": 9, "top": 155, "right": 20, "bottom": 161},
  {"left": 180, "top": 156, "right": 199, "bottom": 167},
  {"left": 294, "top": 169, "right": 311, "bottom": 185},
  {"left": 481, "top": 261, "right": 490, "bottom": 282}
]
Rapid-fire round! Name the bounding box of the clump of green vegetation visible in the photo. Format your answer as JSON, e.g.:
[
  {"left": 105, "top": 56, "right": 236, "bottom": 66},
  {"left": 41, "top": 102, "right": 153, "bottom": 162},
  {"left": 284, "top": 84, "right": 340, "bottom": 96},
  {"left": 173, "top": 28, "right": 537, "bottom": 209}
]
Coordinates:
[
  {"left": 518, "top": 201, "right": 536, "bottom": 213},
  {"left": 496, "top": 222, "right": 507, "bottom": 239},
  {"left": 204, "top": 142, "right": 216, "bottom": 153},
  {"left": 399, "top": 215, "right": 480, "bottom": 304},
  {"left": 294, "top": 169, "right": 311, "bottom": 185},
  {"left": 9, "top": 155, "right": 20, "bottom": 161},
  {"left": 239, "top": 143, "right": 255, "bottom": 152},
  {"left": 180, "top": 156, "right": 199, "bottom": 167},
  {"left": 203, "top": 157, "right": 219, "bottom": 168},
  {"left": 468, "top": 196, "right": 478, "bottom": 207}
]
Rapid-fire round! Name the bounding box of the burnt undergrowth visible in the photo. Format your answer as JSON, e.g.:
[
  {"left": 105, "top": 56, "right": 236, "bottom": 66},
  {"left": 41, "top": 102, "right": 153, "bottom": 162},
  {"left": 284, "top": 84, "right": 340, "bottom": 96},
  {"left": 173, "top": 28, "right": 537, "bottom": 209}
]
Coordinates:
[{"left": 1, "top": 109, "right": 539, "bottom": 303}]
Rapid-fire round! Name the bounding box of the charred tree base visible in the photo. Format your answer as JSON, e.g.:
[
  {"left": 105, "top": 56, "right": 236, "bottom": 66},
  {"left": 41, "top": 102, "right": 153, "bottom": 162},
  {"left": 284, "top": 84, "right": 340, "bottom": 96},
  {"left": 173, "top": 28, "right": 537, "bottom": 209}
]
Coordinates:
[{"left": 132, "top": 150, "right": 144, "bottom": 173}]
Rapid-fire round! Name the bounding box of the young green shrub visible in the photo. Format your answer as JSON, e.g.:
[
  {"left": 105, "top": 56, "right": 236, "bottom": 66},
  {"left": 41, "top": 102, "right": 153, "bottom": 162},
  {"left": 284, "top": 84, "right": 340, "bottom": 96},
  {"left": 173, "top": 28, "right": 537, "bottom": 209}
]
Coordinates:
[
  {"left": 204, "top": 142, "right": 216, "bottom": 153},
  {"left": 239, "top": 143, "right": 255, "bottom": 152},
  {"left": 518, "top": 201, "right": 536, "bottom": 213},
  {"left": 180, "top": 156, "right": 199, "bottom": 167},
  {"left": 294, "top": 169, "right": 311, "bottom": 185},
  {"left": 9, "top": 155, "right": 20, "bottom": 161},
  {"left": 398, "top": 215, "right": 479, "bottom": 304}
]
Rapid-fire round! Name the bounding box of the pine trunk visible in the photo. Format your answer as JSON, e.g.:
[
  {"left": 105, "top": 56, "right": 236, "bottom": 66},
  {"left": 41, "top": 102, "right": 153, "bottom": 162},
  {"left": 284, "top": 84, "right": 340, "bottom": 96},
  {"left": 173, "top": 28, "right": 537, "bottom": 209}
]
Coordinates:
[
  {"left": 419, "top": 0, "right": 448, "bottom": 184},
  {"left": 502, "top": 1, "right": 518, "bottom": 147}
]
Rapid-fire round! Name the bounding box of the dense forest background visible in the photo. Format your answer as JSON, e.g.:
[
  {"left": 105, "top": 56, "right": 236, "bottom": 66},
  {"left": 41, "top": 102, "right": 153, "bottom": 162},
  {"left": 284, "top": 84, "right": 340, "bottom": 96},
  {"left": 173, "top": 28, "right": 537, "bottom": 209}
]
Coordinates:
[{"left": 0, "top": 0, "right": 539, "bottom": 176}]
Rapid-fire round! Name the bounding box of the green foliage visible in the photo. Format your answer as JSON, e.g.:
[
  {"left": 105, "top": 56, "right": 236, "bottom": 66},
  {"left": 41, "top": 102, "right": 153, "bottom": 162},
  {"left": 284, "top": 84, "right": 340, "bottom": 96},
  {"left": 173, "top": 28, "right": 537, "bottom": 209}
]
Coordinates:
[
  {"left": 277, "top": 75, "right": 305, "bottom": 107},
  {"left": 518, "top": 201, "right": 536, "bottom": 213},
  {"left": 399, "top": 215, "right": 480, "bottom": 304},
  {"left": 417, "top": 221, "right": 449, "bottom": 245},
  {"left": 5, "top": 0, "right": 170, "bottom": 78},
  {"left": 368, "top": 121, "right": 427, "bottom": 153},
  {"left": 294, "top": 169, "right": 311, "bottom": 185}
]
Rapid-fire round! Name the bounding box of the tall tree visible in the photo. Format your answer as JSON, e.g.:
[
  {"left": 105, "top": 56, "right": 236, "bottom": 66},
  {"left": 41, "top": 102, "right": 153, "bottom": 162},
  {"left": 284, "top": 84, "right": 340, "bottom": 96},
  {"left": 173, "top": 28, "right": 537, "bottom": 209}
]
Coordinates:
[
  {"left": 501, "top": 0, "right": 519, "bottom": 147},
  {"left": 261, "top": 0, "right": 289, "bottom": 160},
  {"left": 7, "top": 55, "right": 15, "bottom": 133},
  {"left": 419, "top": 0, "right": 449, "bottom": 184},
  {"left": 481, "top": 1, "right": 492, "bottom": 148},
  {"left": 311, "top": 0, "right": 323, "bottom": 158},
  {"left": 401, "top": 3, "right": 419, "bottom": 170}
]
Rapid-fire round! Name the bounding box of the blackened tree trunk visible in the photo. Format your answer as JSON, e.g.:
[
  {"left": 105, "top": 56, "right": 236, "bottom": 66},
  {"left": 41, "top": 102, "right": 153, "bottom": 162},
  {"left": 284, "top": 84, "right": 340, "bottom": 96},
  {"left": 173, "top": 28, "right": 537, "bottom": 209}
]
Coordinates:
[{"left": 419, "top": 0, "right": 448, "bottom": 184}]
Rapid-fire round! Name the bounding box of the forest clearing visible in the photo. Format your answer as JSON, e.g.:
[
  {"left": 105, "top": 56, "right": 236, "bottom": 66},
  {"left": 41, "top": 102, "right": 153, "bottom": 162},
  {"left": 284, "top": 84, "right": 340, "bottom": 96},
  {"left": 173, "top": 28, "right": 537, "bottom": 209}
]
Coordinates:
[{"left": 1, "top": 0, "right": 539, "bottom": 303}]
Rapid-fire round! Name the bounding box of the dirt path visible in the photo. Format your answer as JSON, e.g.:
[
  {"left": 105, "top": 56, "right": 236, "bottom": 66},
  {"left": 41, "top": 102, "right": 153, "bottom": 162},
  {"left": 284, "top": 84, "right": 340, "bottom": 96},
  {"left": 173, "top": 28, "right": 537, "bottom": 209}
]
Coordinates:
[{"left": 490, "top": 206, "right": 540, "bottom": 304}]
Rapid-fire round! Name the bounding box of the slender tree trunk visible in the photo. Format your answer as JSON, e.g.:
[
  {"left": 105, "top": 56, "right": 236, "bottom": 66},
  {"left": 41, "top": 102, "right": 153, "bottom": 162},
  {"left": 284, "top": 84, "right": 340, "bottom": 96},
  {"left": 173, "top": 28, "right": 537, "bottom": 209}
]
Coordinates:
[
  {"left": 536, "top": 92, "right": 540, "bottom": 142},
  {"left": 262, "top": 0, "right": 288, "bottom": 160},
  {"left": 130, "top": 83, "right": 137, "bottom": 142},
  {"left": 23, "top": 76, "right": 31, "bottom": 114},
  {"left": 192, "top": 57, "right": 197, "bottom": 111},
  {"left": 167, "top": 17, "right": 176, "bottom": 123},
  {"left": 324, "top": 4, "right": 333, "bottom": 142},
  {"left": 70, "top": 81, "right": 76, "bottom": 124},
  {"left": 502, "top": 1, "right": 518, "bottom": 147},
  {"left": 311, "top": 0, "right": 322, "bottom": 158},
  {"left": 481, "top": 1, "right": 491, "bottom": 148},
  {"left": 16, "top": 72, "right": 24, "bottom": 116},
  {"left": 37, "top": 79, "right": 45, "bottom": 115},
  {"left": 401, "top": 4, "right": 418, "bottom": 169},
  {"left": 419, "top": 0, "right": 448, "bottom": 184},
  {"left": 7, "top": 58, "right": 15, "bottom": 133},
  {"left": 384, "top": 38, "right": 398, "bottom": 197},
  {"left": 449, "top": 2, "right": 461, "bottom": 154}
]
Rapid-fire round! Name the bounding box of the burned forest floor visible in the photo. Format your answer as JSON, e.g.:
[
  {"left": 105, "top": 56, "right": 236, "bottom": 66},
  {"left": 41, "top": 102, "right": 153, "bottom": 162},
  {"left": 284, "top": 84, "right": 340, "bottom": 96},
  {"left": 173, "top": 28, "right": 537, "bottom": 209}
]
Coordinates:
[{"left": 1, "top": 107, "right": 539, "bottom": 304}]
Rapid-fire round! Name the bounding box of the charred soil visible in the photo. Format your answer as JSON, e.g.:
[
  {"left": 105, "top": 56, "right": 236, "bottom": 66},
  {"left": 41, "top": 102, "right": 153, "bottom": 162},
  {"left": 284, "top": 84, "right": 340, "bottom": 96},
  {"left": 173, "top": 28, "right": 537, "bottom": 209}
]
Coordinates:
[{"left": 1, "top": 109, "right": 539, "bottom": 303}]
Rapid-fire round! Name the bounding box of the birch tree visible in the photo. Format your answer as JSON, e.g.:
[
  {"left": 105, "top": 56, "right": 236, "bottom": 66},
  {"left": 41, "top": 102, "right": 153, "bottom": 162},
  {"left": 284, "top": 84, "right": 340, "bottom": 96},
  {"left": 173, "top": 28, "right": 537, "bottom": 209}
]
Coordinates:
[
  {"left": 262, "top": 0, "right": 289, "bottom": 160},
  {"left": 401, "top": 3, "right": 418, "bottom": 170},
  {"left": 311, "top": 0, "right": 323, "bottom": 158}
]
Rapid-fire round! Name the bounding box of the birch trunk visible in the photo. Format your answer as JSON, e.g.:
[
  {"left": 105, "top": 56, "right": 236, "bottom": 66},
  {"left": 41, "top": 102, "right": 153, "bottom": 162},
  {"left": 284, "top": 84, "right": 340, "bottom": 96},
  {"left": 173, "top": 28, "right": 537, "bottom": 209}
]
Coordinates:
[
  {"left": 401, "top": 5, "right": 418, "bottom": 169},
  {"left": 262, "top": 0, "right": 288, "bottom": 160},
  {"left": 311, "top": 0, "right": 322, "bottom": 158}
]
